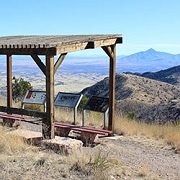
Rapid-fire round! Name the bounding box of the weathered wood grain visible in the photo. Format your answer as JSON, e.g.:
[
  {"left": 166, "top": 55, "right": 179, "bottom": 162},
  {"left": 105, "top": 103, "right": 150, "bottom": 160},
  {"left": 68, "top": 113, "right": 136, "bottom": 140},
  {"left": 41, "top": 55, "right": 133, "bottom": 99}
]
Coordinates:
[
  {"left": 0, "top": 106, "right": 46, "bottom": 118},
  {"left": 0, "top": 35, "right": 122, "bottom": 55}
]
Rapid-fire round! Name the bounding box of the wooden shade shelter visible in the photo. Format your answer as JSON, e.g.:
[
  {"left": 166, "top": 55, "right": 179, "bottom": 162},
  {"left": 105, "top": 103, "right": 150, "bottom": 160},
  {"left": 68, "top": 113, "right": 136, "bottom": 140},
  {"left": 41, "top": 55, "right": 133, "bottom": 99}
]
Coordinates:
[{"left": 0, "top": 34, "right": 123, "bottom": 139}]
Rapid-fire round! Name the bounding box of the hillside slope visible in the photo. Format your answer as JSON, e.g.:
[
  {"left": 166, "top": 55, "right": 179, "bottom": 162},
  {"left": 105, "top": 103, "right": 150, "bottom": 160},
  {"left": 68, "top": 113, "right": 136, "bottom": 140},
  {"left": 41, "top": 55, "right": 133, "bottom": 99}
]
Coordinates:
[
  {"left": 131, "top": 65, "right": 180, "bottom": 86},
  {"left": 81, "top": 73, "right": 180, "bottom": 123}
]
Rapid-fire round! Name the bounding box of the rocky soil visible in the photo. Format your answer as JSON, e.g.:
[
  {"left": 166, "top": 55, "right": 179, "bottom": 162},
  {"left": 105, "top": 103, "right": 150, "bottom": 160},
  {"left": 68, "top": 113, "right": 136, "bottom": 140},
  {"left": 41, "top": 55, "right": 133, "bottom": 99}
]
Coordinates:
[
  {"left": 0, "top": 127, "right": 180, "bottom": 180},
  {"left": 101, "top": 135, "right": 180, "bottom": 180}
]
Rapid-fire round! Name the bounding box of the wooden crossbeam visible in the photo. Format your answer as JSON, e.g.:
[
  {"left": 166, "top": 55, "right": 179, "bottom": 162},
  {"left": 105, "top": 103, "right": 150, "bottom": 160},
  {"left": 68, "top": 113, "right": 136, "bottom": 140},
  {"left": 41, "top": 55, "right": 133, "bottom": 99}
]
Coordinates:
[
  {"left": 31, "top": 55, "right": 46, "bottom": 76},
  {"left": 0, "top": 106, "right": 46, "bottom": 118},
  {"left": 56, "top": 42, "right": 89, "bottom": 54},
  {"left": 54, "top": 53, "right": 67, "bottom": 74},
  {"left": 0, "top": 48, "right": 57, "bottom": 55}
]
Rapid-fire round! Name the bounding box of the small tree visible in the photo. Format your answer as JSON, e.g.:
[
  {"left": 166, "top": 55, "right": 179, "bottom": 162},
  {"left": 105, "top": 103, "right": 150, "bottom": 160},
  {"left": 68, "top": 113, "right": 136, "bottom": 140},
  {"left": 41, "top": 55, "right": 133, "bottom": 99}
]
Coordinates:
[{"left": 12, "top": 77, "right": 33, "bottom": 101}]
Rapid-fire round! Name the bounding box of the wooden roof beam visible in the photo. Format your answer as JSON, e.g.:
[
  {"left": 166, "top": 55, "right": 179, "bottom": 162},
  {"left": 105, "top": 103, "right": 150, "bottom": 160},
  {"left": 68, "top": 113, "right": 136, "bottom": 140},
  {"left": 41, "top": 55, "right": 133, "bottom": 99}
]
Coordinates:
[
  {"left": 87, "top": 38, "right": 117, "bottom": 49},
  {"left": 0, "top": 48, "right": 57, "bottom": 55},
  {"left": 55, "top": 37, "right": 122, "bottom": 54},
  {"left": 56, "top": 42, "right": 89, "bottom": 54}
]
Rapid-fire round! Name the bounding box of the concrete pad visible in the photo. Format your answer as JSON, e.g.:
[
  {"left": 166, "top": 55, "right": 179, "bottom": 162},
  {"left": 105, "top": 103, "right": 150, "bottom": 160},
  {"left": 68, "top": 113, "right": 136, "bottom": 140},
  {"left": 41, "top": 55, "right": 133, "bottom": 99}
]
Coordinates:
[
  {"left": 8, "top": 129, "right": 83, "bottom": 154},
  {"left": 42, "top": 136, "right": 83, "bottom": 155},
  {"left": 99, "top": 134, "right": 123, "bottom": 140},
  {"left": 8, "top": 129, "right": 43, "bottom": 145},
  {"left": 9, "top": 129, "right": 42, "bottom": 139}
]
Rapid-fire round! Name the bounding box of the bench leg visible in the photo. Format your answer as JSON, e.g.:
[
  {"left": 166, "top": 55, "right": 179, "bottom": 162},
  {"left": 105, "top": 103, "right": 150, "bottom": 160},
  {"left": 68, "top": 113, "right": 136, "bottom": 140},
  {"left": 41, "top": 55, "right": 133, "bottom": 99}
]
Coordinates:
[
  {"left": 81, "top": 132, "right": 97, "bottom": 145},
  {"left": 2, "top": 118, "right": 15, "bottom": 127},
  {"left": 55, "top": 127, "right": 71, "bottom": 137}
]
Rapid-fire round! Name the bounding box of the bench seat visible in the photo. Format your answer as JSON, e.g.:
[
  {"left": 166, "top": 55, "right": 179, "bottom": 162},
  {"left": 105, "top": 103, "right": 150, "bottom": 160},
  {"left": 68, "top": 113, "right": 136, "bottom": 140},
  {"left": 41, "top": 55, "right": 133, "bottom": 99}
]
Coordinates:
[{"left": 53, "top": 122, "right": 113, "bottom": 144}]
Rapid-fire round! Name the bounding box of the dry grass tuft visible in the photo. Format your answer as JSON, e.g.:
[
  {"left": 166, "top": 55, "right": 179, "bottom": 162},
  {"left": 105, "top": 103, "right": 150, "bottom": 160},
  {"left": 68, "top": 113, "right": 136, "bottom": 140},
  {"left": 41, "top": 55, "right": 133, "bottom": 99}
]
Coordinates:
[
  {"left": 0, "top": 127, "right": 35, "bottom": 154},
  {"left": 114, "top": 116, "right": 180, "bottom": 151},
  {"left": 138, "top": 164, "right": 150, "bottom": 177},
  {"left": 54, "top": 108, "right": 180, "bottom": 151},
  {"left": 54, "top": 107, "right": 105, "bottom": 128},
  {"left": 68, "top": 148, "right": 120, "bottom": 179},
  {"left": 23, "top": 104, "right": 44, "bottom": 112}
]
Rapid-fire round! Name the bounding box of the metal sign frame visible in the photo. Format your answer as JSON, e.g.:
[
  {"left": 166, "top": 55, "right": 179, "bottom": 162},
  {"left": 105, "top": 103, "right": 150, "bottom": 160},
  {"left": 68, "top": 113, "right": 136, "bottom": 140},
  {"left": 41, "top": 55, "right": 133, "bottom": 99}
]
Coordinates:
[
  {"left": 82, "top": 96, "right": 109, "bottom": 129},
  {"left": 54, "top": 92, "right": 83, "bottom": 124},
  {"left": 21, "top": 90, "right": 46, "bottom": 112}
]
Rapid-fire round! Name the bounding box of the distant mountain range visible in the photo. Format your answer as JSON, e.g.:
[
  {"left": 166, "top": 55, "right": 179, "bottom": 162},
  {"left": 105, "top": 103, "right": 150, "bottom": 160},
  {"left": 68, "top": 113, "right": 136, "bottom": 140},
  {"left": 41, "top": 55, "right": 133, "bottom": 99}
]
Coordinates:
[
  {"left": 0, "top": 48, "right": 179, "bottom": 74},
  {"left": 117, "top": 48, "right": 180, "bottom": 73}
]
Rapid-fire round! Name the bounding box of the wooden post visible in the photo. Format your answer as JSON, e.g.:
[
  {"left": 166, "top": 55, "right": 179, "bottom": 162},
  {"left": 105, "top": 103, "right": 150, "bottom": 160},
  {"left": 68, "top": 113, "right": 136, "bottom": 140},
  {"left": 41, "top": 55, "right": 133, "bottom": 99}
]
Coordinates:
[
  {"left": 7, "top": 54, "right": 12, "bottom": 108},
  {"left": 43, "top": 55, "right": 55, "bottom": 139},
  {"left": 108, "top": 45, "right": 116, "bottom": 131}
]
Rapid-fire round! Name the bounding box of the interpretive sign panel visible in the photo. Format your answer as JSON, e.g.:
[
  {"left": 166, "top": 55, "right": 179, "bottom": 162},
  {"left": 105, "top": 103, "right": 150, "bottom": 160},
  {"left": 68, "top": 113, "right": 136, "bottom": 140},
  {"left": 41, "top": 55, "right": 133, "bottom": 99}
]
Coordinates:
[
  {"left": 22, "top": 91, "right": 46, "bottom": 105},
  {"left": 84, "top": 96, "right": 109, "bottom": 113},
  {"left": 54, "top": 92, "right": 82, "bottom": 108}
]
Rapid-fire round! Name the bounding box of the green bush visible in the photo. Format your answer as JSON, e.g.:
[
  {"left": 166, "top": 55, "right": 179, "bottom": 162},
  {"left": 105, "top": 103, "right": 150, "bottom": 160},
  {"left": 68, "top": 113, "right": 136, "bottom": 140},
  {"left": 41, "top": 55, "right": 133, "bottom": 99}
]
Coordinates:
[
  {"left": 12, "top": 77, "right": 33, "bottom": 101},
  {"left": 127, "top": 111, "right": 136, "bottom": 120}
]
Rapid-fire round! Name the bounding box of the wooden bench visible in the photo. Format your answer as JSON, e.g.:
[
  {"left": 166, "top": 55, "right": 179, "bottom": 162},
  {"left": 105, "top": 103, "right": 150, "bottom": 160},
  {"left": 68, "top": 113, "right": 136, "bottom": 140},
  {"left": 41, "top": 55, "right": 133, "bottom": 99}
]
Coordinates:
[
  {"left": 53, "top": 122, "right": 113, "bottom": 144},
  {"left": 0, "top": 112, "right": 25, "bottom": 126},
  {"left": 0, "top": 112, "right": 43, "bottom": 126},
  {"left": 53, "top": 122, "right": 81, "bottom": 137}
]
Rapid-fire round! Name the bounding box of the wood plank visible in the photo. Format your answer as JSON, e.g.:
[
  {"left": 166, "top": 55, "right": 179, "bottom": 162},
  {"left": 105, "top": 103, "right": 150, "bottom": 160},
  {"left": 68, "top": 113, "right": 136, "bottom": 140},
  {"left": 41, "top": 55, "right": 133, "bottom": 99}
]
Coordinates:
[
  {"left": 108, "top": 45, "right": 116, "bottom": 131},
  {"left": 44, "top": 55, "right": 55, "bottom": 139},
  {"left": 7, "top": 55, "right": 12, "bottom": 108},
  {"left": 0, "top": 106, "right": 46, "bottom": 118},
  {"left": 54, "top": 53, "right": 67, "bottom": 73},
  {"left": 56, "top": 42, "right": 89, "bottom": 54},
  {"left": 101, "top": 46, "right": 114, "bottom": 59},
  {"left": 92, "top": 39, "right": 117, "bottom": 48},
  {"left": 31, "top": 54, "right": 46, "bottom": 75},
  {"left": 0, "top": 48, "right": 57, "bottom": 55},
  {"left": 0, "top": 35, "right": 122, "bottom": 55},
  {"left": 0, "top": 113, "right": 25, "bottom": 120}
]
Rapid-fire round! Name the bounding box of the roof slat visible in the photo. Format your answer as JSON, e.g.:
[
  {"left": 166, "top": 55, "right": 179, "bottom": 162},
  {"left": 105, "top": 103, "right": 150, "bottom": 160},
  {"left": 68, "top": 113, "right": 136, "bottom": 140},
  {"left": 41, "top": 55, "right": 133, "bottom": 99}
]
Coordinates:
[{"left": 0, "top": 34, "right": 122, "bottom": 55}]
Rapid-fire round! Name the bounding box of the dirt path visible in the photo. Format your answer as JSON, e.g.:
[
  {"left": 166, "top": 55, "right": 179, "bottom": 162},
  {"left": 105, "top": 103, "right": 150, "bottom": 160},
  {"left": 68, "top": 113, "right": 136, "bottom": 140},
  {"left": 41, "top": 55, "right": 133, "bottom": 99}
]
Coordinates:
[{"left": 102, "top": 136, "right": 180, "bottom": 180}]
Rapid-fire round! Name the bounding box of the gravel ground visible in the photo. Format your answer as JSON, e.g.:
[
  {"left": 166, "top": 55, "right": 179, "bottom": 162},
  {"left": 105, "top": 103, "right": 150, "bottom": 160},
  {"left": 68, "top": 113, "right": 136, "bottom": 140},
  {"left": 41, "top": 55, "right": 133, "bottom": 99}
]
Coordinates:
[
  {"left": 102, "top": 136, "right": 180, "bottom": 180},
  {"left": 1, "top": 120, "right": 180, "bottom": 179}
]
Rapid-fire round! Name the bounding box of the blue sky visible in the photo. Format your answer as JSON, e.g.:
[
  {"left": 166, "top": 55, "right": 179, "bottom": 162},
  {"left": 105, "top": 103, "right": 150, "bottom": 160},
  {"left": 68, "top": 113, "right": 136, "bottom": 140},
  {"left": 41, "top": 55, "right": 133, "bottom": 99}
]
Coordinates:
[{"left": 1, "top": 0, "right": 180, "bottom": 55}]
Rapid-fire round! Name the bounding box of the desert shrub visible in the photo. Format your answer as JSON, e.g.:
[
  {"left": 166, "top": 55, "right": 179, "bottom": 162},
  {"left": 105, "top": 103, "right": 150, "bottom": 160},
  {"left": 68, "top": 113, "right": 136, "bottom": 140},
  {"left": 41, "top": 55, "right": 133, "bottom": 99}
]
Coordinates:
[
  {"left": 12, "top": 77, "right": 33, "bottom": 101},
  {"left": 127, "top": 111, "right": 136, "bottom": 120},
  {"left": 69, "top": 149, "right": 119, "bottom": 179}
]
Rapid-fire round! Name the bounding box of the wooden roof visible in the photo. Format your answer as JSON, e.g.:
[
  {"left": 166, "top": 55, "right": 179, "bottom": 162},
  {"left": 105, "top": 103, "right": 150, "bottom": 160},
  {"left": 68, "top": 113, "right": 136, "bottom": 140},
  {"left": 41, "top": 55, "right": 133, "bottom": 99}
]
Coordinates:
[{"left": 0, "top": 34, "right": 122, "bottom": 55}]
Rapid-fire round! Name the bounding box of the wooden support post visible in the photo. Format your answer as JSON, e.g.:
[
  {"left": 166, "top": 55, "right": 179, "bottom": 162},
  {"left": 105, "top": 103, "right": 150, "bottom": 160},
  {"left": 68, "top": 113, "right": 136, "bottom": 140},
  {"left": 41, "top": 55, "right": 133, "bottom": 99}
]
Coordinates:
[
  {"left": 43, "top": 55, "right": 55, "bottom": 139},
  {"left": 108, "top": 45, "right": 116, "bottom": 131},
  {"left": 102, "top": 45, "right": 116, "bottom": 131},
  {"left": 7, "top": 54, "right": 12, "bottom": 108}
]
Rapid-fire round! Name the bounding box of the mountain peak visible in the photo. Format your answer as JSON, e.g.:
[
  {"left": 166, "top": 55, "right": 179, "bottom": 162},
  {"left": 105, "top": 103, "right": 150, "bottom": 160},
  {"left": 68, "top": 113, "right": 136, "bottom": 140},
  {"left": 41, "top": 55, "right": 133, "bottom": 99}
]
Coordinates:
[{"left": 146, "top": 48, "right": 156, "bottom": 52}]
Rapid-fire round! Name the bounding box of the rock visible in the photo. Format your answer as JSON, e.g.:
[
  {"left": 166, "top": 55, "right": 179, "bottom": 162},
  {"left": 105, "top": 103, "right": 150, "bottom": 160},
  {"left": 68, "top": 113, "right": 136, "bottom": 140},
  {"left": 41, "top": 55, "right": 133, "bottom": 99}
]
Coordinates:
[{"left": 42, "top": 136, "right": 83, "bottom": 155}]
